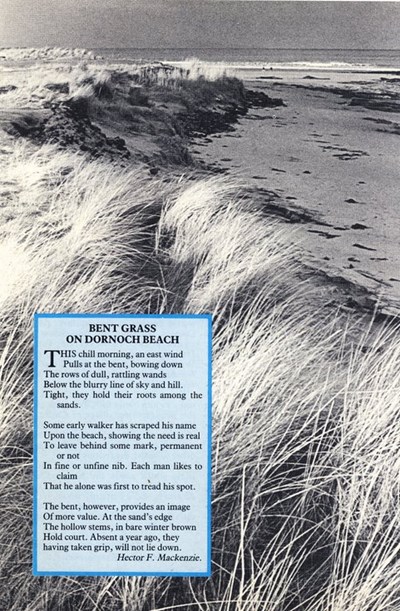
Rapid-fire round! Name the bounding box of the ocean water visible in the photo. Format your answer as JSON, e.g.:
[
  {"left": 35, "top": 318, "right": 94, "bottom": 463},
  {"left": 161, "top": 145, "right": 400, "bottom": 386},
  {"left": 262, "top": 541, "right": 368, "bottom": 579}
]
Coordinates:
[{"left": 95, "top": 47, "right": 400, "bottom": 72}]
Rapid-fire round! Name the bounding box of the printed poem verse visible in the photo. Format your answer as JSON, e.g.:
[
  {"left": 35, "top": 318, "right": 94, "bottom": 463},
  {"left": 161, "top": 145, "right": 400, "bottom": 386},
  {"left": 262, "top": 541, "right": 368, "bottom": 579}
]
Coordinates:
[{"left": 34, "top": 315, "right": 211, "bottom": 576}]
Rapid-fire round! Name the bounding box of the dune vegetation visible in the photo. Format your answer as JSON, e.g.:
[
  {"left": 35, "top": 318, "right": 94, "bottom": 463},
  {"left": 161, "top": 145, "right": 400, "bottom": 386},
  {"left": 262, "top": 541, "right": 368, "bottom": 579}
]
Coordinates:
[{"left": 0, "top": 55, "right": 400, "bottom": 610}]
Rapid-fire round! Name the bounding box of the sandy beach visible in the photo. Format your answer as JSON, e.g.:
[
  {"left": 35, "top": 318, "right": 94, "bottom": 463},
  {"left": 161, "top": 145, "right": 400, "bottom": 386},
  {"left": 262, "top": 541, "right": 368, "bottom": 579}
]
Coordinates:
[{"left": 191, "top": 68, "right": 400, "bottom": 316}]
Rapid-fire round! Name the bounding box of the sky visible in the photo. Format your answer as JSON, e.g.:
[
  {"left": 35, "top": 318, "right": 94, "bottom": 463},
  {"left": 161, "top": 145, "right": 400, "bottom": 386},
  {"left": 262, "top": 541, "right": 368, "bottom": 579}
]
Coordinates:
[{"left": 1, "top": 1, "right": 400, "bottom": 50}]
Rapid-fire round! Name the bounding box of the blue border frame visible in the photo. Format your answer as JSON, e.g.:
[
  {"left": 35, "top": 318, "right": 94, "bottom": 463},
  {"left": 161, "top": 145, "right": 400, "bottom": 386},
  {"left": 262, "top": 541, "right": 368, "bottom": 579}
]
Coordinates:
[{"left": 33, "top": 313, "right": 212, "bottom": 577}]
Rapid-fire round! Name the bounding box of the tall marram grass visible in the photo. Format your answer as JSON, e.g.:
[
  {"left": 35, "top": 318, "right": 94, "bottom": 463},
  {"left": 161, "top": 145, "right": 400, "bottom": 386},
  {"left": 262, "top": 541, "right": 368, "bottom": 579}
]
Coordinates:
[
  {"left": 0, "top": 58, "right": 230, "bottom": 112},
  {"left": 1, "top": 140, "right": 400, "bottom": 610}
]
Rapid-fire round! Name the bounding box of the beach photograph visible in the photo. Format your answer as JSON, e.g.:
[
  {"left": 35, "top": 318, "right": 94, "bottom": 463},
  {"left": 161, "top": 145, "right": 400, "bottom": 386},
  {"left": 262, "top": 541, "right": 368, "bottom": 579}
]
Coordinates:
[{"left": 1, "top": 0, "right": 400, "bottom": 609}]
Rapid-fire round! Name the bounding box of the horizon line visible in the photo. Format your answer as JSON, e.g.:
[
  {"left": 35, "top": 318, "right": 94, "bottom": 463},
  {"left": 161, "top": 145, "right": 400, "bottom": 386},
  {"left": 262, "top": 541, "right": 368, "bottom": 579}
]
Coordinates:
[{"left": 91, "top": 46, "right": 400, "bottom": 51}]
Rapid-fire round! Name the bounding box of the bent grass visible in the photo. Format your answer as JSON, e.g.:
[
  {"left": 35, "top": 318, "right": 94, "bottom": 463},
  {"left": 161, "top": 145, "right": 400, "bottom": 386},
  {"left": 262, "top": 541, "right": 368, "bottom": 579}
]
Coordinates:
[{"left": 0, "top": 141, "right": 399, "bottom": 610}]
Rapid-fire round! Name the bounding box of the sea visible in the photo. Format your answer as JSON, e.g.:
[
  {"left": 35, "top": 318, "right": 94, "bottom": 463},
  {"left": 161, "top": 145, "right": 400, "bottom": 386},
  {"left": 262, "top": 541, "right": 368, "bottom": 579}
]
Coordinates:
[{"left": 95, "top": 47, "right": 400, "bottom": 73}]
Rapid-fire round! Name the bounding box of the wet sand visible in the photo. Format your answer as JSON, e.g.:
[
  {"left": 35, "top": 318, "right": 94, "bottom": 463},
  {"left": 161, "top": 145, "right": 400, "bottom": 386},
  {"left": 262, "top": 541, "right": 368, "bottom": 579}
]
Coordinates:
[{"left": 191, "top": 71, "right": 400, "bottom": 316}]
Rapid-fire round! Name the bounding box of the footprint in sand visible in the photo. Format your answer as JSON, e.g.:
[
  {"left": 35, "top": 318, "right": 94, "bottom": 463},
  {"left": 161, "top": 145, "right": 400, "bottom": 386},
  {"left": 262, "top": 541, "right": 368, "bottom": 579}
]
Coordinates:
[
  {"left": 353, "top": 243, "right": 376, "bottom": 252},
  {"left": 351, "top": 223, "right": 369, "bottom": 230},
  {"left": 308, "top": 229, "right": 340, "bottom": 239}
]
